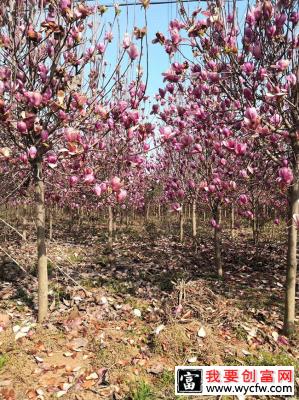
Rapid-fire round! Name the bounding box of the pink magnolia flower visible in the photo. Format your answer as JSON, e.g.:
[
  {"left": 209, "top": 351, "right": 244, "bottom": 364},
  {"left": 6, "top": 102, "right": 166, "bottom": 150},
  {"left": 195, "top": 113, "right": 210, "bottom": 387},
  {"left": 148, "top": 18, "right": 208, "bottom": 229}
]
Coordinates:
[
  {"left": 177, "top": 189, "right": 185, "bottom": 199},
  {"left": 235, "top": 143, "right": 247, "bottom": 156},
  {"left": 24, "top": 91, "right": 43, "bottom": 107},
  {"left": 28, "top": 146, "right": 37, "bottom": 159},
  {"left": 111, "top": 176, "right": 122, "bottom": 192},
  {"left": 252, "top": 43, "right": 262, "bottom": 59},
  {"left": 64, "top": 128, "right": 80, "bottom": 142},
  {"left": 278, "top": 167, "right": 293, "bottom": 185},
  {"left": 116, "top": 189, "right": 127, "bottom": 203},
  {"left": 170, "top": 28, "right": 181, "bottom": 45},
  {"left": 192, "top": 143, "right": 202, "bottom": 153},
  {"left": 241, "top": 62, "right": 254, "bottom": 75},
  {"left": 19, "top": 153, "right": 28, "bottom": 163},
  {"left": 47, "top": 153, "right": 57, "bottom": 166},
  {"left": 127, "top": 44, "right": 139, "bottom": 60},
  {"left": 17, "top": 121, "right": 27, "bottom": 134},
  {"left": 94, "top": 184, "right": 102, "bottom": 196},
  {"left": 104, "top": 31, "right": 113, "bottom": 42},
  {"left": 170, "top": 202, "right": 182, "bottom": 212},
  {"left": 239, "top": 194, "right": 248, "bottom": 205},
  {"left": 159, "top": 126, "right": 175, "bottom": 140},
  {"left": 69, "top": 176, "right": 79, "bottom": 186},
  {"left": 180, "top": 134, "right": 194, "bottom": 147},
  {"left": 83, "top": 168, "right": 95, "bottom": 184},
  {"left": 245, "top": 107, "right": 258, "bottom": 122},
  {"left": 272, "top": 59, "right": 289, "bottom": 71},
  {"left": 244, "top": 107, "right": 260, "bottom": 128},
  {"left": 84, "top": 174, "right": 95, "bottom": 184},
  {"left": 100, "top": 182, "right": 108, "bottom": 193},
  {"left": 59, "top": 0, "right": 71, "bottom": 10},
  {"left": 122, "top": 33, "right": 131, "bottom": 49},
  {"left": 97, "top": 42, "right": 105, "bottom": 54},
  {"left": 41, "top": 130, "right": 49, "bottom": 142}
]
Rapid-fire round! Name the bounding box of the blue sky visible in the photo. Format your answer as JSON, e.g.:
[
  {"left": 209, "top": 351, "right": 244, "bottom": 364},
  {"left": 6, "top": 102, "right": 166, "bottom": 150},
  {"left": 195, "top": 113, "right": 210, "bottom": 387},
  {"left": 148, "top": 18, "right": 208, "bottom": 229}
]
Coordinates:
[{"left": 99, "top": 0, "right": 248, "bottom": 97}]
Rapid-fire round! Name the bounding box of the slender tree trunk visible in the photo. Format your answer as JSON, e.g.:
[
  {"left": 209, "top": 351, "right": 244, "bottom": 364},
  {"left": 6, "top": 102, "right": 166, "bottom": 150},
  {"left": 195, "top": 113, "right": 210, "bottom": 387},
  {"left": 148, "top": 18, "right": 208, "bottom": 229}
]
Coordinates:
[
  {"left": 284, "top": 181, "right": 299, "bottom": 335},
  {"left": 231, "top": 204, "right": 235, "bottom": 238},
  {"left": 145, "top": 203, "right": 150, "bottom": 222},
  {"left": 108, "top": 206, "right": 113, "bottom": 246},
  {"left": 192, "top": 200, "right": 197, "bottom": 237},
  {"left": 34, "top": 161, "right": 48, "bottom": 323},
  {"left": 49, "top": 211, "right": 53, "bottom": 241},
  {"left": 180, "top": 206, "right": 184, "bottom": 243},
  {"left": 213, "top": 206, "right": 222, "bottom": 278}
]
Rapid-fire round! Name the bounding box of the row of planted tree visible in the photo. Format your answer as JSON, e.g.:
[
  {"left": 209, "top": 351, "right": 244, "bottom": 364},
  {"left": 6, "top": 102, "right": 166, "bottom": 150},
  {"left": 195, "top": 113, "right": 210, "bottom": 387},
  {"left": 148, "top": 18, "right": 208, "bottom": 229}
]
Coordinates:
[{"left": 0, "top": 0, "right": 298, "bottom": 336}]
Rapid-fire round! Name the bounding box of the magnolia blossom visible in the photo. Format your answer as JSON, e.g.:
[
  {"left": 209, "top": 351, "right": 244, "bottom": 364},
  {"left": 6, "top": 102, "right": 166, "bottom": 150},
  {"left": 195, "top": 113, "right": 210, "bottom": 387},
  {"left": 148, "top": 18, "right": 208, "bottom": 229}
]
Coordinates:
[
  {"left": 94, "top": 184, "right": 102, "bottom": 196},
  {"left": 24, "top": 91, "right": 43, "bottom": 107},
  {"left": 111, "top": 177, "right": 122, "bottom": 192},
  {"left": 122, "top": 33, "right": 131, "bottom": 49},
  {"left": 239, "top": 194, "right": 248, "bottom": 205},
  {"left": 159, "top": 126, "right": 175, "bottom": 140},
  {"left": 241, "top": 62, "right": 254, "bottom": 75},
  {"left": 116, "top": 189, "right": 127, "bottom": 203},
  {"left": 47, "top": 153, "right": 57, "bottom": 167},
  {"left": 127, "top": 44, "right": 139, "bottom": 60},
  {"left": 69, "top": 176, "right": 79, "bottom": 186},
  {"left": 17, "top": 121, "right": 27, "bottom": 134},
  {"left": 170, "top": 202, "right": 182, "bottom": 212},
  {"left": 272, "top": 59, "right": 289, "bottom": 71},
  {"left": 278, "top": 167, "right": 293, "bottom": 185},
  {"left": 28, "top": 146, "right": 37, "bottom": 159}
]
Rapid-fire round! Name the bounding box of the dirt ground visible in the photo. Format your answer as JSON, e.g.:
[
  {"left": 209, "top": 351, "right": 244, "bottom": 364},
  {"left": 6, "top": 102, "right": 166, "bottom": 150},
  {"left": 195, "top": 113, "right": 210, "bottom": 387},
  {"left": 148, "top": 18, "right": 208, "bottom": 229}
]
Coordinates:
[{"left": 0, "top": 218, "right": 298, "bottom": 399}]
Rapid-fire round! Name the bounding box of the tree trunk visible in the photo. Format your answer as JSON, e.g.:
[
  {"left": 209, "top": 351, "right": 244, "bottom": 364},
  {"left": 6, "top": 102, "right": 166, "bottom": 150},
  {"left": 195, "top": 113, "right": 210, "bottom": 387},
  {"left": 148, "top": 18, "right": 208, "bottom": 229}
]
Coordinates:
[
  {"left": 213, "top": 206, "right": 222, "bottom": 278},
  {"left": 192, "top": 200, "right": 197, "bottom": 237},
  {"left": 179, "top": 206, "right": 184, "bottom": 243},
  {"left": 34, "top": 161, "right": 48, "bottom": 323},
  {"left": 283, "top": 181, "right": 299, "bottom": 335},
  {"left": 145, "top": 203, "right": 150, "bottom": 223},
  {"left": 49, "top": 211, "right": 53, "bottom": 241},
  {"left": 108, "top": 206, "right": 113, "bottom": 246},
  {"left": 231, "top": 204, "right": 235, "bottom": 238}
]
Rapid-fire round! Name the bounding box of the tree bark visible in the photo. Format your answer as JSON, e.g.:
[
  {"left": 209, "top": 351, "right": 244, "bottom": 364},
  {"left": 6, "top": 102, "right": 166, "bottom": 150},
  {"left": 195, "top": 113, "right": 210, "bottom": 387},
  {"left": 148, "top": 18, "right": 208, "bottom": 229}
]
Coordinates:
[
  {"left": 49, "top": 211, "right": 53, "bottom": 241},
  {"left": 284, "top": 181, "right": 299, "bottom": 335},
  {"left": 230, "top": 204, "right": 235, "bottom": 238},
  {"left": 108, "top": 206, "right": 113, "bottom": 246},
  {"left": 34, "top": 161, "right": 48, "bottom": 323},
  {"left": 179, "top": 206, "right": 184, "bottom": 243},
  {"left": 192, "top": 200, "right": 197, "bottom": 237},
  {"left": 213, "top": 206, "right": 222, "bottom": 278},
  {"left": 22, "top": 215, "right": 27, "bottom": 241}
]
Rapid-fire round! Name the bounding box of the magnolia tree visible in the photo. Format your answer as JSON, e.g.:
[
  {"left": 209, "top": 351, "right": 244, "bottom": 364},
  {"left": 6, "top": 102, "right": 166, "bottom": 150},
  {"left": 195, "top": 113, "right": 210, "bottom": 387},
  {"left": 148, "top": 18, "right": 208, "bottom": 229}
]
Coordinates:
[
  {"left": 0, "top": 0, "right": 144, "bottom": 321},
  {"left": 153, "top": 66, "right": 252, "bottom": 276},
  {"left": 155, "top": 0, "right": 298, "bottom": 334}
]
